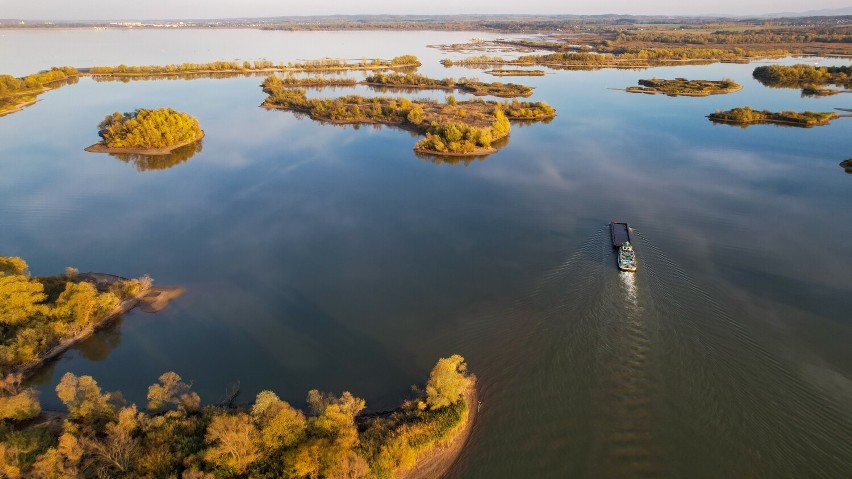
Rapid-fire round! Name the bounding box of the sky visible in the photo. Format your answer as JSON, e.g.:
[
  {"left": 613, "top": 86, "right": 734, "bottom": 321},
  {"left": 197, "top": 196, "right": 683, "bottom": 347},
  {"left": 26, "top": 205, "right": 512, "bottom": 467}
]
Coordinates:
[{"left": 3, "top": 0, "right": 851, "bottom": 20}]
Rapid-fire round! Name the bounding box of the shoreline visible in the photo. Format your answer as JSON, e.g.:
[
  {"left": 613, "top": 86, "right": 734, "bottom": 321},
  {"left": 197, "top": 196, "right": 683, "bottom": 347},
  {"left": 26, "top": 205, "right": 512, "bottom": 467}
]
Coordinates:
[
  {"left": 707, "top": 115, "right": 836, "bottom": 127},
  {"left": 626, "top": 84, "right": 743, "bottom": 97},
  {"left": 82, "top": 62, "right": 421, "bottom": 77},
  {"left": 84, "top": 132, "right": 204, "bottom": 155},
  {"left": 8, "top": 275, "right": 152, "bottom": 380},
  {"left": 264, "top": 100, "right": 551, "bottom": 157},
  {"left": 398, "top": 384, "right": 479, "bottom": 479},
  {"left": 414, "top": 146, "right": 498, "bottom": 157}
]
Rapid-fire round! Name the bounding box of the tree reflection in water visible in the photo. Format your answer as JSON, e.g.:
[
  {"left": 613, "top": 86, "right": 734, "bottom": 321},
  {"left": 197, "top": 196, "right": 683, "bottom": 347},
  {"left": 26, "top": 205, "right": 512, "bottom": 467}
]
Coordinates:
[{"left": 111, "top": 140, "right": 203, "bottom": 172}]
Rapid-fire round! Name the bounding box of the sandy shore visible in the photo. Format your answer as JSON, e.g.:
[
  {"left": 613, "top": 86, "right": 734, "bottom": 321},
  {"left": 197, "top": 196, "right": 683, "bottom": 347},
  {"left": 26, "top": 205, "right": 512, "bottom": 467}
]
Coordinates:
[
  {"left": 399, "top": 384, "right": 479, "bottom": 479},
  {"left": 85, "top": 132, "right": 204, "bottom": 155}
]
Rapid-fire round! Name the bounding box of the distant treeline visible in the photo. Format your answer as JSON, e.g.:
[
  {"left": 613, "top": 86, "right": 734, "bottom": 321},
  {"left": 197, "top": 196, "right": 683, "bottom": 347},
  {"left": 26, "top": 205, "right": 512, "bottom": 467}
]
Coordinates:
[
  {"left": 616, "top": 29, "right": 852, "bottom": 46},
  {"left": 443, "top": 47, "right": 787, "bottom": 69},
  {"left": 753, "top": 64, "right": 852, "bottom": 88},
  {"left": 87, "top": 56, "right": 421, "bottom": 76}
]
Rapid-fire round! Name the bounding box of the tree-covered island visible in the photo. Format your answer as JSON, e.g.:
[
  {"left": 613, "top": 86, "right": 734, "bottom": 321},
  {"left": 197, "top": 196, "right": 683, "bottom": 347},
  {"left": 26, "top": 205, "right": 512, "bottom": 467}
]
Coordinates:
[
  {"left": 752, "top": 64, "right": 851, "bottom": 96},
  {"left": 85, "top": 108, "right": 205, "bottom": 155},
  {"left": 485, "top": 69, "right": 546, "bottom": 77},
  {"left": 261, "top": 80, "right": 555, "bottom": 156},
  {"left": 362, "top": 72, "right": 534, "bottom": 97},
  {"left": 752, "top": 64, "right": 852, "bottom": 88},
  {"left": 708, "top": 107, "right": 840, "bottom": 127},
  {"left": 626, "top": 78, "right": 742, "bottom": 96}
]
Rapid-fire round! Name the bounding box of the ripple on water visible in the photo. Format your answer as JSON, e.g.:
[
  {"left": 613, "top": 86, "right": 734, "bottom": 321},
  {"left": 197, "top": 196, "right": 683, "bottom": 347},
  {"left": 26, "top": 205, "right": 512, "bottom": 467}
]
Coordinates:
[{"left": 450, "top": 226, "right": 852, "bottom": 479}]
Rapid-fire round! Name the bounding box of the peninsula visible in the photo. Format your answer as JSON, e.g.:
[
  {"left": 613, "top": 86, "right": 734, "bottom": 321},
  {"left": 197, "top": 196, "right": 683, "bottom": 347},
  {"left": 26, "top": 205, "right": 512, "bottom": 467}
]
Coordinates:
[
  {"left": 261, "top": 81, "right": 555, "bottom": 156},
  {"left": 0, "top": 347, "right": 477, "bottom": 479},
  {"left": 0, "top": 67, "right": 79, "bottom": 116},
  {"left": 85, "top": 108, "right": 204, "bottom": 155},
  {"left": 708, "top": 107, "right": 840, "bottom": 127},
  {"left": 0, "top": 256, "right": 159, "bottom": 380},
  {"left": 626, "top": 78, "right": 742, "bottom": 96}
]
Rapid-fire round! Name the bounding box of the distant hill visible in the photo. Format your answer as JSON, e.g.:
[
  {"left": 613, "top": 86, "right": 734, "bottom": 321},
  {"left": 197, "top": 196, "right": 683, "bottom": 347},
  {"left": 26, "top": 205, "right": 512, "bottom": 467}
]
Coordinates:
[{"left": 762, "top": 7, "right": 852, "bottom": 17}]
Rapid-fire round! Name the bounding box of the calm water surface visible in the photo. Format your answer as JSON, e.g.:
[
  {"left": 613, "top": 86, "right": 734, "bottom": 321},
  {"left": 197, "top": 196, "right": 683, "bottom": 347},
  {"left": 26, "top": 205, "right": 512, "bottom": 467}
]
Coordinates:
[{"left": 1, "top": 30, "right": 851, "bottom": 478}]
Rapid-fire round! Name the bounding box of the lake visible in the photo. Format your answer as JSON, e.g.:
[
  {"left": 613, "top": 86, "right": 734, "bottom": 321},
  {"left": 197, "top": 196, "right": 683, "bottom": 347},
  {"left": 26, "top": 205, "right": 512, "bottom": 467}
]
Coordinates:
[{"left": 1, "top": 29, "right": 851, "bottom": 478}]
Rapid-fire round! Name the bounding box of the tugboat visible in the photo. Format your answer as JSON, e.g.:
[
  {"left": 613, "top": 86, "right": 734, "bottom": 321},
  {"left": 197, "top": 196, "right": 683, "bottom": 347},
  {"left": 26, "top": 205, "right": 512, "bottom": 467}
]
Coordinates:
[
  {"left": 610, "top": 222, "right": 637, "bottom": 272},
  {"left": 617, "top": 241, "right": 637, "bottom": 272}
]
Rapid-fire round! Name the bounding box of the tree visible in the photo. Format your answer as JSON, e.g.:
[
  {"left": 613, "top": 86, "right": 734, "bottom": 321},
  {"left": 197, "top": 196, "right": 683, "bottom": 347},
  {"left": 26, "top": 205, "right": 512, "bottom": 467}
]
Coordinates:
[
  {"left": 425, "top": 354, "right": 473, "bottom": 409},
  {"left": 0, "top": 257, "right": 28, "bottom": 276},
  {"left": 0, "top": 388, "right": 40, "bottom": 421},
  {"left": 251, "top": 391, "right": 307, "bottom": 450},
  {"left": 85, "top": 405, "right": 141, "bottom": 475},
  {"left": 406, "top": 106, "right": 424, "bottom": 125},
  {"left": 146, "top": 371, "right": 200, "bottom": 412},
  {"left": 30, "top": 433, "right": 83, "bottom": 479},
  {"left": 55, "top": 373, "right": 116, "bottom": 425},
  {"left": 51, "top": 281, "right": 118, "bottom": 329},
  {"left": 203, "top": 413, "right": 260, "bottom": 474},
  {"left": 0, "top": 274, "right": 47, "bottom": 328}
]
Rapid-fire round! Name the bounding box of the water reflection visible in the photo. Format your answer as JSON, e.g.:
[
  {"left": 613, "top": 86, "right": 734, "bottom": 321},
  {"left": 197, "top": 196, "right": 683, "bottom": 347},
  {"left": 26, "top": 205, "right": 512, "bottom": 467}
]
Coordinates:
[
  {"left": 414, "top": 136, "right": 510, "bottom": 166},
  {"left": 111, "top": 140, "right": 203, "bottom": 172},
  {"left": 75, "top": 319, "right": 123, "bottom": 362}
]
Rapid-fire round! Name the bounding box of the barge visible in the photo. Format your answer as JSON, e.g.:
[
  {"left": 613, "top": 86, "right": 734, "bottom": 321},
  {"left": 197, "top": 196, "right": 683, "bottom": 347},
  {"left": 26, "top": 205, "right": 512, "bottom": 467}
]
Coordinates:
[{"left": 610, "top": 222, "right": 637, "bottom": 272}]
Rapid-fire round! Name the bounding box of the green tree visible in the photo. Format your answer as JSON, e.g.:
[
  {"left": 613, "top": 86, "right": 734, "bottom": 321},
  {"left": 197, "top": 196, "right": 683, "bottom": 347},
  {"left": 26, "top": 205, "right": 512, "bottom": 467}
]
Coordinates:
[{"left": 425, "top": 354, "right": 473, "bottom": 409}]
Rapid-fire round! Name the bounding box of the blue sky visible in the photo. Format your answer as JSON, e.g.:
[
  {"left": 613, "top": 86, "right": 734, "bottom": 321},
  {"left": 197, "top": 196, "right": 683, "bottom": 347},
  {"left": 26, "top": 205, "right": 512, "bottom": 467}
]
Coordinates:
[{"left": 4, "top": 0, "right": 851, "bottom": 20}]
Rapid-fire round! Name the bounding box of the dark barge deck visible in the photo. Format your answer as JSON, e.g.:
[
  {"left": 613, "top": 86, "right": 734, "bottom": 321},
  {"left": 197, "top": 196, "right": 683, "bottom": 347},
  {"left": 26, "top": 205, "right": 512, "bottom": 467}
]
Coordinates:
[{"left": 610, "top": 222, "right": 632, "bottom": 248}]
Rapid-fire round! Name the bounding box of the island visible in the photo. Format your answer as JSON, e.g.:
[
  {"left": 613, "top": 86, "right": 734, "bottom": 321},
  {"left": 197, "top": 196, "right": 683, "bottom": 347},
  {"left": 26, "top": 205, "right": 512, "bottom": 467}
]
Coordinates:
[
  {"left": 753, "top": 64, "right": 852, "bottom": 88},
  {"left": 85, "top": 108, "right": 205, "bottom": 155},
  {"left": 486, "top": 69, "right": 546, "bottom": 77},
  {"left": 363, "top": 72, "right": 534, "bottom": 98},
  {"left": 801, "top": 85, "right": 842, "bottom": 97},
  {"left": 261, "top": 81, "right": 555, "bottom": 156},
  {"left": 707, "top": 107, "right": 840, "bottom": 127},
  {"left": 840, "top": 159, "right": 852, "bottom": 173},
  {"left": 626, "top": 78, "right": 742, "bottom": 96}
]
